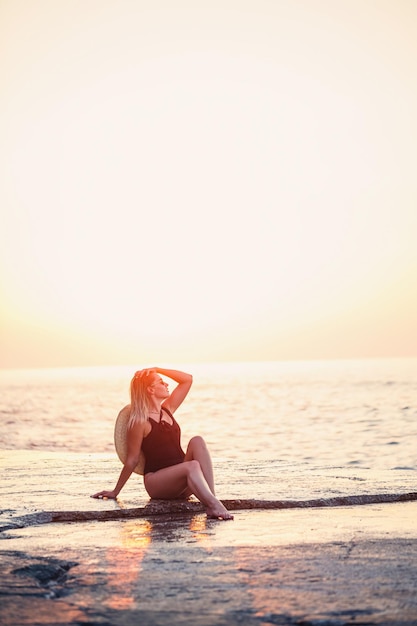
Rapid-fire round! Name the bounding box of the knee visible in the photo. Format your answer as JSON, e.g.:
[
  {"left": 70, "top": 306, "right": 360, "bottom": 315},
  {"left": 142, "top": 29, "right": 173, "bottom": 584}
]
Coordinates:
[
  {"left": 189, "top": 435, "right": 207, "bottom": 450},
  {"left": 185, "top": 459, "right": 202, "bottom": 475}
]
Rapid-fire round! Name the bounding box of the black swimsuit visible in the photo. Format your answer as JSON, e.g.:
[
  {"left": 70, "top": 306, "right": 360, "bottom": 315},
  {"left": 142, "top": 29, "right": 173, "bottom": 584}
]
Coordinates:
[{"left": 142, "top": 407, "right": 185, "bottom": 475}]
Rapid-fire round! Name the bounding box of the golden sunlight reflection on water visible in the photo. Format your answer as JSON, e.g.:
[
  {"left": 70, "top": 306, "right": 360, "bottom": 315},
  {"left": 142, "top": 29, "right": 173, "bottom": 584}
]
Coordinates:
[{"left": 102, "top": 519, "right": 153, "bottom": 610}]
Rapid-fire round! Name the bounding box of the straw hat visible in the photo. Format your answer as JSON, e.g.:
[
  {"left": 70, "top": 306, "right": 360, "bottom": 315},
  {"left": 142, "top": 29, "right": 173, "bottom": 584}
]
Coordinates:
[{"left": 114, "top": 405, "right": 145, "bottom": 475}]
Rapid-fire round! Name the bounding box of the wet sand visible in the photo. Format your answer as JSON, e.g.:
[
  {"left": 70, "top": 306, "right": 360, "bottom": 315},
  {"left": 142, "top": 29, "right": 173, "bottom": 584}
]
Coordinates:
[{"left": 1, "top": 450, "right": 417, "bottom": 625}]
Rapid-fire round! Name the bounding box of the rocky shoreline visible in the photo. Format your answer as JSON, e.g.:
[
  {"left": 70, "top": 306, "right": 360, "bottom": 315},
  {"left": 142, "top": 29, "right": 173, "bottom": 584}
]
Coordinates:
[
  {"left": 2, "top": 505, "right": 417, "bottom": 625},
  {"left": 2, "top": 490, "right": 417, "bottom": 534},
  {"left": 2, "top": 450, "right": 417, "bottom": 624}
]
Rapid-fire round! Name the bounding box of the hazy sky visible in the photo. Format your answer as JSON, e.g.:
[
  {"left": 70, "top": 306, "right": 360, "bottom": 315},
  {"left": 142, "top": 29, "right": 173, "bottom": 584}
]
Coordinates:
[{"left": 1, "top": 0, "right": 416, "bottom": 369}]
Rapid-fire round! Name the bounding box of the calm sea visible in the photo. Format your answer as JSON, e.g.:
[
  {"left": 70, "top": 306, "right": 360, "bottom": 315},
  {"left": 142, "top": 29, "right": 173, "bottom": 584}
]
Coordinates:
[{"left": 1, "top": 359, "right": 416, "bottom": 501}]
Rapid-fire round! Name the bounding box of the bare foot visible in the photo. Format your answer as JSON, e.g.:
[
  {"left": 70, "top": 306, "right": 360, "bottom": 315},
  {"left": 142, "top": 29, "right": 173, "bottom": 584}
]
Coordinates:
[{"left": 206, "top": 504, "right": 234, "bottom": 521}]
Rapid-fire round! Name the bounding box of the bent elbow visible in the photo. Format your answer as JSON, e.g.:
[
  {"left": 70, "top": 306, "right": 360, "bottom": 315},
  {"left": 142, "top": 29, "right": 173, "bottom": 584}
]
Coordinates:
[{"left": 125, "top": 455, "right": 141, "bottom": 471}]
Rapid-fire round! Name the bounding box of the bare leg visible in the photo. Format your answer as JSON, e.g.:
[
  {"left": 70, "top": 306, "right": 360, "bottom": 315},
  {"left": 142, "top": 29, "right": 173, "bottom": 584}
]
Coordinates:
[
  {"left": 144, "top": 460, "right": 233, "bottom": 520},
  {"left": 184, "top": 436, "right": 215, "bottom": 494}
]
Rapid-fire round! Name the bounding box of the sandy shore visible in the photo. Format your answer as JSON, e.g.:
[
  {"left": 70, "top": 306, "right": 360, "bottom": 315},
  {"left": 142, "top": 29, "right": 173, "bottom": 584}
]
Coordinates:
[{"left": 1, "top": 450, "right": 417, "bottom": 625}]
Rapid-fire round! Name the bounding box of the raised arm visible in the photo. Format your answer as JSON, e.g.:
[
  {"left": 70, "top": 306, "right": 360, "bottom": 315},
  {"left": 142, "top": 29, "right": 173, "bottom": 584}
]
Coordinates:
[
  {"left": 141, "top": 367, "right": 193, "bottom": 414},
  {"left": 91, "top": 421, "right": 145, "bottom": 500}
]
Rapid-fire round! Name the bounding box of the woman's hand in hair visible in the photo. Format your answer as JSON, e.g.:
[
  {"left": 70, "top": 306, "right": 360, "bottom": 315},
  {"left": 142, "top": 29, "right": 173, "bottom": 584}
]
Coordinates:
[{"left": 137, "top": 367, "right": 157, "bottom": 379}]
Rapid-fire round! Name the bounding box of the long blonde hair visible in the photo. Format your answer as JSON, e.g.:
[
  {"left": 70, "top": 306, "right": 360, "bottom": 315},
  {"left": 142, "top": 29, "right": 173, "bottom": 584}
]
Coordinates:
[{"left": 128, "top": 371, "right": 155, "bottom": 429}]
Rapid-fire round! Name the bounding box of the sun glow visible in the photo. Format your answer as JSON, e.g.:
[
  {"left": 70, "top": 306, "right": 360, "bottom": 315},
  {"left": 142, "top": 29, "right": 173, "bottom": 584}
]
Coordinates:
[{"left": 1, "top": 1, "right": 417, "bottom": 368}]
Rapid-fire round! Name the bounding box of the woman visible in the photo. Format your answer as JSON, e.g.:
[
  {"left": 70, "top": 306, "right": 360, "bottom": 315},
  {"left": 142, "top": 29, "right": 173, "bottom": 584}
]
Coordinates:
[{"left": 92, "top": 367, "right": 233, "bottom": 521}]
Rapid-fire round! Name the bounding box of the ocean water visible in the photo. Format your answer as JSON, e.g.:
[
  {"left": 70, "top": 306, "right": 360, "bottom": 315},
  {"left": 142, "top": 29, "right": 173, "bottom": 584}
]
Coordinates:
[{"left": 1, "top": 358, "right": 416, "bottom": 503}]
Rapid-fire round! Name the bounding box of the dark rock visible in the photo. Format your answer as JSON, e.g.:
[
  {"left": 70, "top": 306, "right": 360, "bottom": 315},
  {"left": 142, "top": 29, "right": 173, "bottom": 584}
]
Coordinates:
[
  {"left": 13, "top": 560, "right": 77, "bottom": 586},
  {"left": 4, "top": 492, "right": 417, "bottom": 532}
]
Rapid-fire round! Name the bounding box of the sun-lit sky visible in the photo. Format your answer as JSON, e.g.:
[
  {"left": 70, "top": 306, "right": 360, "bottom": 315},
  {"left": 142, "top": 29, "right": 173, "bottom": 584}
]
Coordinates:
[{"left": 1, "top": 0, "right": 416, "bottom": 369}]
